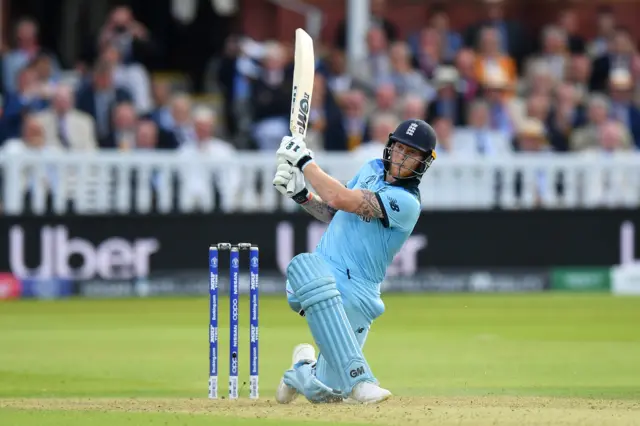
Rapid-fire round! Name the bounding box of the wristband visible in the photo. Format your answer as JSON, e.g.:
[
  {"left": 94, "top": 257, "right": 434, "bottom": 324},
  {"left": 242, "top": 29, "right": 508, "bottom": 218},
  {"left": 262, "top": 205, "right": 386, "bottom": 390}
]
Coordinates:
[
  {"left": 292, "top": 188, "right": 311, "bottom": 205},
  {"left": 296, "top": 155, "right": 313, "bottom": 170}
]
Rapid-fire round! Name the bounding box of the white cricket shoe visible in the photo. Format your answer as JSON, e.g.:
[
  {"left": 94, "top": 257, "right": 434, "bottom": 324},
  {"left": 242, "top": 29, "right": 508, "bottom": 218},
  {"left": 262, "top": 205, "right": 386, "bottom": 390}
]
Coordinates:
[
  {"left": 275, "top": 343, "right": 316, "bottom": 404},
  {"left": 349, "top": 381, "right": 392, "bottom": 404}
]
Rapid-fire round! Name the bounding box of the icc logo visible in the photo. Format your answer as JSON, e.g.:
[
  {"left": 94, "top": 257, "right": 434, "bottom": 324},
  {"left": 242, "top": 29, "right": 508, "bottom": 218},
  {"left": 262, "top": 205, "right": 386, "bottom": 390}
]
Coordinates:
[
  {"left": 231, "top": 258, "right": 240, "bottom": 268},
  {"left": 251, "top": 257, "right": 259, "bottom": 267},
  {"left": 210, "top": 257, "right": 218, "bottom": 268}
]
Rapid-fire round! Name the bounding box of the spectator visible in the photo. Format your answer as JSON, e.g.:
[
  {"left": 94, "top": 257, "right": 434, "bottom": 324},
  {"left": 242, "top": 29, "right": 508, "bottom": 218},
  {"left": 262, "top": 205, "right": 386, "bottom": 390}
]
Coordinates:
[
  {"left": 524, "top": 60, "right": 556, "bottom": 97},
  {"left": 148, "top": 80, "right": 174, "bottom": 130},
  {"left": 216, "top": 34, "right": 247, "bottom": 140},
  {"left": 351, "top": 27, "right": 391, "bottom": 95},
  {"left": 433, "top": 116, "right": 454, "bottom": 156},
  {"left": 250, "top": 41, "right": 290, "bottom": 151},
  {"left": 400, "top": 95, "right": 427, "bottom": 121},
  {"left": 546, "top": 82, "right": 586, "bottom": 151},
  {"left": 35, "top": 84, "right": 97, "bottom": 151},
  {"left": 108, "top": 102, "right": 138, "bottom": 150},
  {"left": 464, "top": 0, "right": 529, "bottom": 71},
  {"left": 598, "top": 120, "right": 629, "bottom": 153},
  {"left": 427, "top": 66, "right": 466, "bottom": 126},
  {"left": 387, "top": 42, "right": 432, "bottom": 101},
  {"left": 167, "top": 93, "right": 195, "bottom": 148},
  {"left": 134, "top": 120, "right": 158, "bottom": 150},
  {"left": 2, "top": 66, "right": 48, "bottom": 140},
  {"left": 304, "top": 73, "right": 328, "bottom": 152},
  {"left": 528, "top": 25, "right": 569, "bottom": 82},
  {"left": 513, "top": 118, "right": 554, "bottom": 206},
  {"left": 514, "top": 118, "right": 551, "bottom": 153},
  {"left": 370, "top": 83, "right": 401, "bottom": 121},
  {"left": 1, "top": 113, "right": 57, "bottom": 154},
  {"left": 96, "top": 6, "right": 158, "bottom": 67},
  {"left": 570, "top": 94, "right": 633, "bottom": 151},
  {"left": 566, "top": 54, "right": 592, "bottom": 103},
  {"left": 315, "top": 74, "right": 351, "bottom": 153},
  {"left": 453, "top": 99, "right": 511, "bottom": 156},
  {"left": 557, "top": 7, "right": 585, "bottom": 54},
  {"left": 412, "top": 26, "right": 443, "bottom": 80},
  {"left": 455, "top": 48, "right": 481, "bottom": 101},
  {"left": 482, "top": 69, "right": 518, "bottom": 139},
  {"left": 2, "top": 18, "right": 60, "bottom": 94},
  {"left": 75, "top": 60, "right": 133, "bottom": 146},
  {"left": 352, "top": 112, "right": 398, "bottom": 161},
  {"left": 186, "top": 106, "right": 236, "bottom": 155},
  {"left": 1, "top": 115, "right": 60, "bottom": 204},
  {"left": 177, "top": 107, "right": 240, "bottom": 212},
  {"left": 101, "top": 43, "right": 152, "bottom": 115},
  {"left": 591, "top": 27, "right": 636, "bottom": 92},
  {"left": 587, "top": 6, "right": 617, "bottom": 58},
  {"left": 335, "top": 0, "right": 398, "bottom": 50},
  {"left": 428, "top": 4, "right": 463, "bottom": 62},
  {"left": 30, "top": 53, "right": 58, "bottom": 101},
  {"left": 327, "top": 89, "right": 370, "bottom": 151},
  {"left": 525, "top": 93, "right": 551, "bottom": 124},
  {"left": 583, "top": 121, "right": 633, "bottom": 206},
  {"left": 608, "top": 68, "right": 640, "bottom": 148},
  {"left": 474, "top": 26, "right": 517, "bottom": 90},
  {"left": 323, "top": 48, "right": 353, "bottom": 98}
]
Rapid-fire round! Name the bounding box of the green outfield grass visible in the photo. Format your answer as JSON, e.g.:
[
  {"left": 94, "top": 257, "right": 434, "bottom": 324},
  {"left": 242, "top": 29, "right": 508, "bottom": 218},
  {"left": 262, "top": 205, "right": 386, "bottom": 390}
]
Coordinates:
[{"left": 1, "top": 294, "right": 639, "bottom": 425}]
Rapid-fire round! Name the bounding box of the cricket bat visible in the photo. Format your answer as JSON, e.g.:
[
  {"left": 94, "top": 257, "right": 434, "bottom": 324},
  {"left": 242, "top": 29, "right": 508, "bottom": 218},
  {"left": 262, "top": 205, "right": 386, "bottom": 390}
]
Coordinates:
[{"left": 285, "top": 28, "right": 315, "bottom": 195}]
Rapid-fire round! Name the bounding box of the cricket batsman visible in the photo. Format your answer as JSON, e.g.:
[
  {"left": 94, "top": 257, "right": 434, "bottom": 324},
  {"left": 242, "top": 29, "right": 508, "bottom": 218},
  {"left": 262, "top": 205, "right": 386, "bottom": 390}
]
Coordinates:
[{"left": 271, "top": 119, "right": 437, "bottom": 404}]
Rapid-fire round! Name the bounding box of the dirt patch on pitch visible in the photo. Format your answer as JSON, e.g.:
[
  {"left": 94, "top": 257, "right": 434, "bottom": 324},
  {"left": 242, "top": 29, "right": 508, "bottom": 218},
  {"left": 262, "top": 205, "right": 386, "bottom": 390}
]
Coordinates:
[{"left": 1, "top": 396, "right": 639, "bottom": 425}]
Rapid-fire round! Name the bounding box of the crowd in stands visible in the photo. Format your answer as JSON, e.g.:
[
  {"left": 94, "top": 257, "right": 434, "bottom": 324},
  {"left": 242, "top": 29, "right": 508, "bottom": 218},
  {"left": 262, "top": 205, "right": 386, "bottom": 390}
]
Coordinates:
[{"left": 1, "top": 0, "right": 640, "bottom": 164}]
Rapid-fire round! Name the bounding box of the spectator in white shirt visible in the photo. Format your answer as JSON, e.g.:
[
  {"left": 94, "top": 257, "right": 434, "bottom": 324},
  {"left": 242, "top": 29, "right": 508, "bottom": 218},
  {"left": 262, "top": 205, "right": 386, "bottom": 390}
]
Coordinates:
[
  {"left": 2, "top": 114, "right": 59, "bottom": 155},
  {"left": 177, "top": 106, "right": 239, "bottom": 212},
  {"left": 452, "top": 99, "right": 512, "bottom": 156},
  {"left": 582, "top": 121, "right": 634, "bottom": 206},
  {"left": 2, "top": 115, "right": 61, "bottom": 200},
  {"left": 36, "top": 84, "right": 98, "bottom": 151},
  {"left": 527, "top": 25, "right": 569, "bottom": 83}
]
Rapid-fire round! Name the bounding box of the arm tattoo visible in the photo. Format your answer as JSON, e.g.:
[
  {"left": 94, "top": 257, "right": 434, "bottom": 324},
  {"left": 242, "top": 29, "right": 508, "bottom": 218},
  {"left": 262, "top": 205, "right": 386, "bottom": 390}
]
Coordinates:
[
  {"left": 354, "top": 190, "right": 385, "bottom": 219},
  {"left": 301, "top": 193, "right": 337, "bottom": 223}
]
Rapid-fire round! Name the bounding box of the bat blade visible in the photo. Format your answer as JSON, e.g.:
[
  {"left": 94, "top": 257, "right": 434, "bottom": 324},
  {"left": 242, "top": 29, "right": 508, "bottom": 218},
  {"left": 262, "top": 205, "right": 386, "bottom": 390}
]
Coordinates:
[
  {"left": 285, "top": 28, "right": 315, "bottom": 195},
  {"left": 289, "top": 28, "right": 315, "bottom": 139}
]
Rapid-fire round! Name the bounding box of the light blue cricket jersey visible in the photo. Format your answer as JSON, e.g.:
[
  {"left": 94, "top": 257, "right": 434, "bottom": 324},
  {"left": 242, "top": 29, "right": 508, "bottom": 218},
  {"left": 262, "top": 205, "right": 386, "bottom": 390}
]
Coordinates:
[{"left": 315, "top": 159, "right": 422, "bottom": 287}]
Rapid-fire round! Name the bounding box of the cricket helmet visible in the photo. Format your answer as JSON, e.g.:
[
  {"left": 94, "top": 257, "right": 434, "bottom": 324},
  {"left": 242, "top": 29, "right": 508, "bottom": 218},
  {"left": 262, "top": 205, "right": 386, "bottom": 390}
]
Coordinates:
[{"left": 383, "top": 119, "right": 437, "bottom": 183}]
